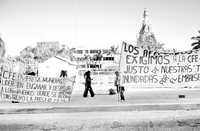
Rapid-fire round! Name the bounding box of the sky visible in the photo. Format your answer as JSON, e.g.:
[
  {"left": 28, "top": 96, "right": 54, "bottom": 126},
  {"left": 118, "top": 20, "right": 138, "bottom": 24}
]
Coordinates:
[{"left": 0, "top": 0, "right": 200, "bottom": 56}]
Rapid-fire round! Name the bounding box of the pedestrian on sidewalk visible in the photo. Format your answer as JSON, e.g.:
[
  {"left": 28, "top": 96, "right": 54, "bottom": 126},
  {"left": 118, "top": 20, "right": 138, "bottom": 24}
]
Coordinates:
[
  {"left": 83, "top": 71, "right": 95, "bottom": 97},
  {"left": 114, "top": 71, "right": 125, "bottom": 101}
]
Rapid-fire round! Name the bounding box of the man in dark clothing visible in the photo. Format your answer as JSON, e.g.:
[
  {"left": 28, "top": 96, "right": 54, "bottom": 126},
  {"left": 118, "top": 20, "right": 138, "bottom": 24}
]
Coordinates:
[
  {"left": 83, "top": 71, "right": 95, "bottom": 97},
  {"left": 119, "top": 86, "right": 125, "bottom": 101},
  {"left": 114, "top": 71, "right": 120, "bottom": 93}
]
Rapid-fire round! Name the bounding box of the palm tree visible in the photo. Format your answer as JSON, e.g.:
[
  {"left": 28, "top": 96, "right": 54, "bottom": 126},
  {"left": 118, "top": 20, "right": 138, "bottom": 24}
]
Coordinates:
[{"left": 191, "top": 30, "right": 200, "bottom": 50}]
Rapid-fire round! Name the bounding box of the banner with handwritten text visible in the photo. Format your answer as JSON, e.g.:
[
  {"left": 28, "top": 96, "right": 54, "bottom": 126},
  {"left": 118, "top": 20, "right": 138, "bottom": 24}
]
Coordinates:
[
  {"left": 119, "top": 42, "right": 200, "bottom": 88},
  {"left": 0, "top": 67, "right": 75, "bottom": 102}
]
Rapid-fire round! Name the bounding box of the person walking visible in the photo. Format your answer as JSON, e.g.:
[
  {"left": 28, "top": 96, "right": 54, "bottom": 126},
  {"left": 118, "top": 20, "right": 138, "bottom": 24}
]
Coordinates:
[
  {"left": 83, "top": 71, "right": 95, "bottom": 97},
  {"left": 114, "top": 71, "right": 125, "bottom": 101}
]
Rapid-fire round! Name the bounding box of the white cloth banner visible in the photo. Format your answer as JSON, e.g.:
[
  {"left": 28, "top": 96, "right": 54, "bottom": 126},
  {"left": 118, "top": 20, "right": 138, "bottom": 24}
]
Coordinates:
[
  {"left": 119, "top": 42, "right": 200, "bottom": 88},
  {"left": 0, "top": 66, "right": 75, "bottom": 103}
]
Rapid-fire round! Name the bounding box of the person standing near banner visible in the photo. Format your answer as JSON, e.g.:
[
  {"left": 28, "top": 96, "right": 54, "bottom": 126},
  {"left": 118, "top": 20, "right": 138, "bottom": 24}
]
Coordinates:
[
  {"left": 83, "top": 71, "right": 95, "bottom": 97},
  {"left": 114, "top": 71, "right": 125, "bottom": 101},
  {"left": 114, "top": 71, "right": 120, "bottom": 93}
]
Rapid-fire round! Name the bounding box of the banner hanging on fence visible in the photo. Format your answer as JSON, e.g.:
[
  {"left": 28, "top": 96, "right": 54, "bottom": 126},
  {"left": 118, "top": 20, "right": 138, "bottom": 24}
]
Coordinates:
[
  {"left": 0, "top": 67, "right": 75, "bottom": 103},
  {"left": 119, "top": 42, "right": 200, "bottom": 88}
]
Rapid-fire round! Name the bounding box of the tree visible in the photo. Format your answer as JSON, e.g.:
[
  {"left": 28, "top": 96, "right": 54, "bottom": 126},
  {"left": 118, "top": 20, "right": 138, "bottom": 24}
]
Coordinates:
[
  {"left": 107, "top": 45, "right": 119, "bottom": 55},
  {"left": 0, "top": 36, "right": 6, "bottom": 58},
  {"left": 66, "top": 47, "right": 76, "bottom": 61},
  {"left": 191, "top": 30, "right": 200, "bottom": 50},
  {"left": 93, "top": 51, "right": 103, "bottom": 61},
  {"left": 151, "top": 42, "right": 165, "bottom": 52},
  {"left": 20, "top": 46, "right": 34, "bottom": 59}
]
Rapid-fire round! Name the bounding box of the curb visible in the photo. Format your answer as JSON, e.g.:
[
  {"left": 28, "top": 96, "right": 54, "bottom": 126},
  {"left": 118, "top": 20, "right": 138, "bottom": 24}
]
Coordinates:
[{"left": 0, "top": 103, "right": 200, "bottom": 114}]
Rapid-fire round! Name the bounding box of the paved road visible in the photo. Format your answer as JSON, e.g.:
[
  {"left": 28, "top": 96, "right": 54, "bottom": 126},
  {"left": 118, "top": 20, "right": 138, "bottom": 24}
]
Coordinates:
[
  {"left": 2, "top": 89, "right": 200, "bottom": 107},
  {"left": 1, "top": 110, "right": 200, "bottom": 131},
  {"left": 0, "top": 89, "right": 200, "bottom": 130},
  {"left": 0, "top": 89, "right": 200, "bottom": 114}
]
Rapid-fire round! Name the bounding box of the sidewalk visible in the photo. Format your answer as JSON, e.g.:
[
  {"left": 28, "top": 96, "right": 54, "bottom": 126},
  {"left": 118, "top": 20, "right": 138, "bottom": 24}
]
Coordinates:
[{"left": 0, "top": 89, "right": 200, "bottom": 114}]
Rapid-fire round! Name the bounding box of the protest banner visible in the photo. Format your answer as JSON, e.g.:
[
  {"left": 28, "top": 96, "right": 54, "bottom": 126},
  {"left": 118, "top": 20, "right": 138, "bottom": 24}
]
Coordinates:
[
  {"left": 77, "top": 68, "right": 117, "bottom": 86},
  {"left": 0, "top": 66, "right": 75, "bottom": 103},
  {"left": 119, "top": 42, "right": 200, "bottom": 88}
]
